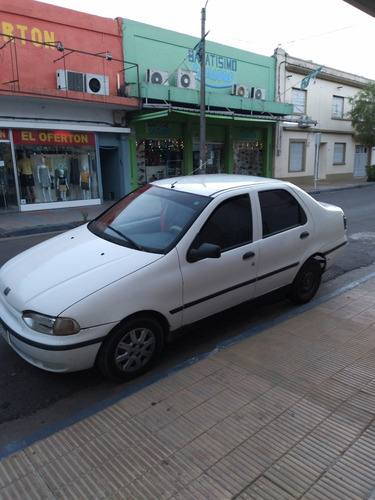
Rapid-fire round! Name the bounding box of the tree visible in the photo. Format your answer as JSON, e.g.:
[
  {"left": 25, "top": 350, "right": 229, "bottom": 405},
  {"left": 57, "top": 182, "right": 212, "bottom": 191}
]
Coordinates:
[{"left": 348, "top": 82, "right": 375, "bottom": 146}]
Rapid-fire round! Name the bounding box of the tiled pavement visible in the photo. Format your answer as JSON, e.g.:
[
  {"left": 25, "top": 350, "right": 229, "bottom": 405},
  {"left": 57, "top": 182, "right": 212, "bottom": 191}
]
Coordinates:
[{"left": 2, "top": 273, "right": 375, "bottom": 498}]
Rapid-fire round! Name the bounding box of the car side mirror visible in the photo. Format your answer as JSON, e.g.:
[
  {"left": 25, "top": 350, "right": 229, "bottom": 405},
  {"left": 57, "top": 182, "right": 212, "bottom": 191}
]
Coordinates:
[{"left": 187, "top": 243, "right": 221, "bottom": 263}]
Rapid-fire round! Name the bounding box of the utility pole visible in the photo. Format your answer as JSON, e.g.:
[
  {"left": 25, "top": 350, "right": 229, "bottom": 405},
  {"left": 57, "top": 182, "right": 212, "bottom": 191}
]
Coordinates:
[{"left": 199, "top": 2, "right": 207, "bottom": 172}]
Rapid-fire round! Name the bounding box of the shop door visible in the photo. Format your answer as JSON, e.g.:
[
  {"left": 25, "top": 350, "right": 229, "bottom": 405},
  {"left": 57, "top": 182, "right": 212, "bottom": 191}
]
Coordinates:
[
  {"left": 0, "top": 143, "right": 17, "bottom": 212},
  {"left": 193, "top": 142, "right": 225, "bottom": 174},
  {"left": 100, "top": 147, "right": 120, "bottom": 201},
  {"left": 354, "top": 146, "right": 368, "bottom": 178}
]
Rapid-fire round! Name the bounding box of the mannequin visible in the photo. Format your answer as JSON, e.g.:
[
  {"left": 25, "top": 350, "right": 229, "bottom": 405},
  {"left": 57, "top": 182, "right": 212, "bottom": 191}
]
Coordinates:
[
  {"left": 18, "top": 151, "right": 37, "bottom": 203},
  {"left": 37, "top": 157, "right": 53, "bottom": 202},
  {"left": 56, "top": 169, "right": 69, "bottom": 201},
  {"left": 80, "top": 165, "right": 91, "bottom": 199}
]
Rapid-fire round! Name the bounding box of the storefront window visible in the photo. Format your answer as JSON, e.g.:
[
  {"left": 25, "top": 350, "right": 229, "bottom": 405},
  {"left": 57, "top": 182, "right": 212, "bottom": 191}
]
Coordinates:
[
  {"left": 0, "top": 137, "right": 17, "bottom": 212},
  {"left": 192, "top": 142, "right": 225, "bottom": 174},
  {"left": 233, "top": 141, "right": 263, "bottom": 176},
  {"left": 13, "top": 129, "right": 99, "bottom": 205},
  {"left": 136, "top": 139, "right": 184, "bottom": 186}
]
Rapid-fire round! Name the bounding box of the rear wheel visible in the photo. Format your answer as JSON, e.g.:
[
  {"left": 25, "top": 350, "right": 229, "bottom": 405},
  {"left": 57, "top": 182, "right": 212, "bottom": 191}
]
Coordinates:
[
  {"left": 96, "top": 315, "right": 164, "bottom": 382},
  {"left": 289, "top": 258, "right": 322, "bottom": 304}
]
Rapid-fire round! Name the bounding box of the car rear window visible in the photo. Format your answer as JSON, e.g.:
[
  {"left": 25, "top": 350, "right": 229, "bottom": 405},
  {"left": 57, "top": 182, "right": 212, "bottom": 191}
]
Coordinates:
[{"left": 258, "top": 189, "right": 307, "bottom": 237}]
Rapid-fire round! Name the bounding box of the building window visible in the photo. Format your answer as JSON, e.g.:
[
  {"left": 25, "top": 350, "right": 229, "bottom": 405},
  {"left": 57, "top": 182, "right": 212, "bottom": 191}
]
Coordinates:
[
  {"left": 289, "top": 141, "right": 306, "bottom": 172},
  {"left": 291, "top": 89, "right": 306, "bottom": 114},
  {"left": 233, "top": 141, "right": 264, "bottom": 175},
  {"left": 333, "top": 143, "right": 346, "bottom": 164},
  {"left": 136, "top": 138, "right": 184, "bottom": 186},
  {"left": 13, "top": 129, "right": 98, "bottom": 205},
  {"left": 332, "top": 96, "right": 344, "bottom": 119}
]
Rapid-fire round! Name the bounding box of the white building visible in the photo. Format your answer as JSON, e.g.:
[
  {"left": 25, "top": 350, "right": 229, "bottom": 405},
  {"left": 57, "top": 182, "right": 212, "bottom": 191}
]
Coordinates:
[{"left": 273, "top": 47, "right": 373, "bottom": 184}]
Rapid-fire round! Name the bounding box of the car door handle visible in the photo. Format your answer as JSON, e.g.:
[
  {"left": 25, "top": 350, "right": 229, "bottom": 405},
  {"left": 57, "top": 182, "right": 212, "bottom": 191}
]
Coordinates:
[
  {"left": 243, "top": 251, "right": 255, "bottom": 260},
  {"left": 300, "top": 231, "right": 309, "bottom": 239}
]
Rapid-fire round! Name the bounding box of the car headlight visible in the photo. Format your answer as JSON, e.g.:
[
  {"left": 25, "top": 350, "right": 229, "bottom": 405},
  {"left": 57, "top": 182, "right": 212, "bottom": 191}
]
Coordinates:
[{"left": 22, "top": 311, "right": 81, "bottom": 336}]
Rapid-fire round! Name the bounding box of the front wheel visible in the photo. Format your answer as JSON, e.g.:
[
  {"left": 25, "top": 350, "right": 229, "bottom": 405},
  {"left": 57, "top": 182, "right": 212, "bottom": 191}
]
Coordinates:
[
  {"left": 96, "top": 315, "right": 164, "bottom": 382},
  {"left": 289, "top": 258, "right": 322, "bottom": 305}
]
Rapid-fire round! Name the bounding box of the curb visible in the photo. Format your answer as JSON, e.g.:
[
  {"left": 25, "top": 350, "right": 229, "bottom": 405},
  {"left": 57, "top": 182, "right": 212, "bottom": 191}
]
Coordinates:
[
  {"left": 0, "top": 223, "right": 78, "bottom": 238},
  {"left": 1, "top": 183, "right": 374, "bottom": 238},
  {"left": 0, "top": 221, "right": 90, "bottom": 238},
  {"left": 306, "top": 182, "right": 375, "bottom": 195}
]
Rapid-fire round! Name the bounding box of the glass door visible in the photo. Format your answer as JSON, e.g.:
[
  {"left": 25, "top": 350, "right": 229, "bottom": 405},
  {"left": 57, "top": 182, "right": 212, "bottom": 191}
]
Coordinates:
[{"left": 0, "top": 143, "right": 17, "bottom": 212}]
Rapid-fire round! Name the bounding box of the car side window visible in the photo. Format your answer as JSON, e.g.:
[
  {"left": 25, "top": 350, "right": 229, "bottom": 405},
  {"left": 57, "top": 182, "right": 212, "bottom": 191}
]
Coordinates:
[
  {"left": 193, "top": 194, "right": 252, "bottom": 251},
  {"left": 258, "top": 189, "right": 307, "bottom": 238}
]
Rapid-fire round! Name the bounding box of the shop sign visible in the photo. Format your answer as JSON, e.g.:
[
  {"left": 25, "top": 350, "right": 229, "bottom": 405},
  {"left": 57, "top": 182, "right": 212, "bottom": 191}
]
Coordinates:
[
  {"left": 188, "top": 51, "right": 238, "bottom": 89},
  {"left": 240, "top": 129, "right": 256, "bottom": 139},
  {"left": 0, "top": 129, "right": 9, "bottom": 140},
  {"left": 147, "top": 122, "right": 171, "bottom": 135},
  {"left": 1, "top": 20, "right": 56, "bottom": 48},
  {"left": 13, "top": 129, "right": 96, "bottom": 146}
]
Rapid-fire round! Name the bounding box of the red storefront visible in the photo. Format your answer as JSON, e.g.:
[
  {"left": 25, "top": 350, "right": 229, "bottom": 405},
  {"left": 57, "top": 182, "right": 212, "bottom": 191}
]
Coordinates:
[{"left": 0, "top": 0, "right": 139, "bottom": 213}]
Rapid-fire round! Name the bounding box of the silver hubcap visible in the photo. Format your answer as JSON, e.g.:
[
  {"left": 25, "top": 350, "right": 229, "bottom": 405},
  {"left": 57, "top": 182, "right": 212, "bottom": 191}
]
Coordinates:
[{"left": 114, "top": 327, "right": 156, "bottom": 373}]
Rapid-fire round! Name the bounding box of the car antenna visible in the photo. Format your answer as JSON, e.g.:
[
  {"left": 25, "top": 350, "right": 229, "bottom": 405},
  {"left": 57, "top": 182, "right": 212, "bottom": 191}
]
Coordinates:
[{"left": 171, "top": 160, "right": 210, "bottom": 188}]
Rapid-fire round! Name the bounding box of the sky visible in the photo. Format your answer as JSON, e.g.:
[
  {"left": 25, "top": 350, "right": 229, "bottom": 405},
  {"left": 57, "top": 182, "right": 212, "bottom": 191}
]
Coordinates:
[{"left": 37, "top": 0, "right": 375, "bottom": 80}]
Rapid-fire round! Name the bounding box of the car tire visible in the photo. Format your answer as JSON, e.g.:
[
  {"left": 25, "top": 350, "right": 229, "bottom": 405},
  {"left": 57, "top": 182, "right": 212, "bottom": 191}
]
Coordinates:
[
  {"left": 96, "top": 315, "right": 164, "bottom": 382},
  {"left": 289, "top": 258, "right": 322, "bottom": 305}
]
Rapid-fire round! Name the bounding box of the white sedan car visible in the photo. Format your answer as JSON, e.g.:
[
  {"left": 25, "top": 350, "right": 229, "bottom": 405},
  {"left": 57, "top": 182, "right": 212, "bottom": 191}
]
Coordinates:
[{"left": 0, "top": 175, "right": 347, "bottom": 381}]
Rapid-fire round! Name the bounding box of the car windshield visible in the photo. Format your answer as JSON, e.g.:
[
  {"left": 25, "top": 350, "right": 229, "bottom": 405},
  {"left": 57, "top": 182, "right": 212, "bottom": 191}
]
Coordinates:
[{"left": 89, "top": 184, "right": 211, "bottom": 253}]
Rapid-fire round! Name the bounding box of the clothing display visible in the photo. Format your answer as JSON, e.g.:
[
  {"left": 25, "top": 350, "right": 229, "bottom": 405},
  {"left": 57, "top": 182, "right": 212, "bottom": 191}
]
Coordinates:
[
  {"left": 20, "top": 174, "right": 35, "bottom": 187},
  {"left": 80, "top": 171, "right": 91, "bottom": 190},
  {"left": 39, "top": 167, "right": 51, "bottom": 188},
  {"left": 18, "top": 157, "right": 33, "bottom": 175},
  {"left": 58, "top": 176, "right": 68, "bottom": 192}
]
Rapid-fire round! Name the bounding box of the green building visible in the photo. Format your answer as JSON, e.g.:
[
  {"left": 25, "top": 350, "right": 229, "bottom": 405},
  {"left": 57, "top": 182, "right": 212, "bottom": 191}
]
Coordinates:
[{"left": 123, "top": 19, "right": 293, "bottom": 190}]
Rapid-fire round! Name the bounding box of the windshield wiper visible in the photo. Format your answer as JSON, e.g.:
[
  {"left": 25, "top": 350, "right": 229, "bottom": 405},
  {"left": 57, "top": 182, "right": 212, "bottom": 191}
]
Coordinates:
[{"left": 106, "top": 225, "right": 144, "bottom": 250}]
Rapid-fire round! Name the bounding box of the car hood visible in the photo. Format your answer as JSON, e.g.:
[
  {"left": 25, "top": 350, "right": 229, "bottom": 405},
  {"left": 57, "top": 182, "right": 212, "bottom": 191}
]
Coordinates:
[{"left": 0, "top": 225, "right": 162, "bottom": 315}]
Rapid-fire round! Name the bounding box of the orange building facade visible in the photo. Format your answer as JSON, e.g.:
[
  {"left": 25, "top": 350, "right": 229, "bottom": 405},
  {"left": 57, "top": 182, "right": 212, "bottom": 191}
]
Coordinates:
[{"left": 0, "top": 0, "right": 139, "bottom": 212}]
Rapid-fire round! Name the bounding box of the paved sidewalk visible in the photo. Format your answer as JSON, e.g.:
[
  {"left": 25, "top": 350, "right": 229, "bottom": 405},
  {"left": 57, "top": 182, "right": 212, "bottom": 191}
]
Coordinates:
[
  {"left": 1, "top": 273, "right": 375, "bottom": 498},
  {"left": 0, "top": 202, "right": 111, "bottom": 238}
]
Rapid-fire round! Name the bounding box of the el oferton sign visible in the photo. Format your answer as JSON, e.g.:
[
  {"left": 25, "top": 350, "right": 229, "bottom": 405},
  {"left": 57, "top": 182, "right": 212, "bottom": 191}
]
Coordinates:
[{"left": 13, "top": 130, "right": 96, "bottom": 146}]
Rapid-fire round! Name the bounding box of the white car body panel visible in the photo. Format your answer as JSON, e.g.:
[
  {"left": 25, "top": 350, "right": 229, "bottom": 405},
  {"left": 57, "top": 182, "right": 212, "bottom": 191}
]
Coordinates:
[
  {"left": 0, "top": 226, "right": 164, "bottom": 315},
  {"left": 0, "top": 174, "right": 347, "bottom": 375}
]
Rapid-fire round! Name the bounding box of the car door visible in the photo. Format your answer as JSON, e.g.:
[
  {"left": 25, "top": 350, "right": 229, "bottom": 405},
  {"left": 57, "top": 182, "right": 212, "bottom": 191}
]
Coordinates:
[
  {"left": 176, "top": 192, "right": 259, "bottom": 326},
  {"left": 253, "top": 187, "right": 315, "bottom": 297}
]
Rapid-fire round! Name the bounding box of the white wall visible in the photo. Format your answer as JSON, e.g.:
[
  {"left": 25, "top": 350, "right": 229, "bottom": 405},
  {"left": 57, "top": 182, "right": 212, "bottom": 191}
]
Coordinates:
[{"left": 273, "top": 48, "right": 373, "bottom": 181}]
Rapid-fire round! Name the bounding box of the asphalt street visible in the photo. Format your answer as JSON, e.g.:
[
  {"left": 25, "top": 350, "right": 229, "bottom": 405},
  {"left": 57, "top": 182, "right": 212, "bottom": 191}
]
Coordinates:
[{"left": 0, "top": 185, "right": 374, "bottom": 448}]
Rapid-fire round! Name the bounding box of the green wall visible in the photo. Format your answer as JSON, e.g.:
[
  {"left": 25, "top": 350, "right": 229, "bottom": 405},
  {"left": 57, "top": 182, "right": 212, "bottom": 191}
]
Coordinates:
[{"left": 122, "top": 18, "right": 292, "bottom": 189}]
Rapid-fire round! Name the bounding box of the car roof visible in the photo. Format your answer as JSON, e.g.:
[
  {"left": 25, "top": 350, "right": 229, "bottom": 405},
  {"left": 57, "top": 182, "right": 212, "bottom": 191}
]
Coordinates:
[{"left": 152, "top": 174, "right": 282, "bottom": 197}]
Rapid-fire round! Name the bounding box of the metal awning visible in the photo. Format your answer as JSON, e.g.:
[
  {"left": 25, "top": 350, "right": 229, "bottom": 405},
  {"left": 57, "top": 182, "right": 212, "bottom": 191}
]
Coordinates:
[
  {"left": 133, "top": 108, "right": 278, "bottom": 123},
  {"left": 173, "top": 109, "right": 277, "bottom": 123},
  {"left": 130, "top": 110, "right": 169, "bottom": 122}
]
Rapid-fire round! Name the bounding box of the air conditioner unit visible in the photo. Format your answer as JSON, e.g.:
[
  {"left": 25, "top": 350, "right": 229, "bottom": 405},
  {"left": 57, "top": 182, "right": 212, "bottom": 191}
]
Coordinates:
[
  {"left": 56, "top": 70, "right": 85, "bottom": 92},
  {"left": 176, "top": 69, "right": 197, "bottom": 90},
  {"left": 251, "top": 87, "right": 266, "bottom": 100},
  {"left": 146, "top": 69, "right": 169, "bottom": 85},
  {"left": 85, "top": 74, "right": 109, "bottom": 95},
  {"left": 298, "top": 116, "right": 317, "bottom": 128},
  {"left": 232, "top": 84, "right": 249, "bottom": 98}
]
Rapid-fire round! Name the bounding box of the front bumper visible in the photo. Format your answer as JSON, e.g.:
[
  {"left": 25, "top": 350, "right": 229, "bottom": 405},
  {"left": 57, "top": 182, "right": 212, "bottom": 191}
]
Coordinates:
[{"left": 0, "top": 316, "right": 110, "bottom": 373}]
